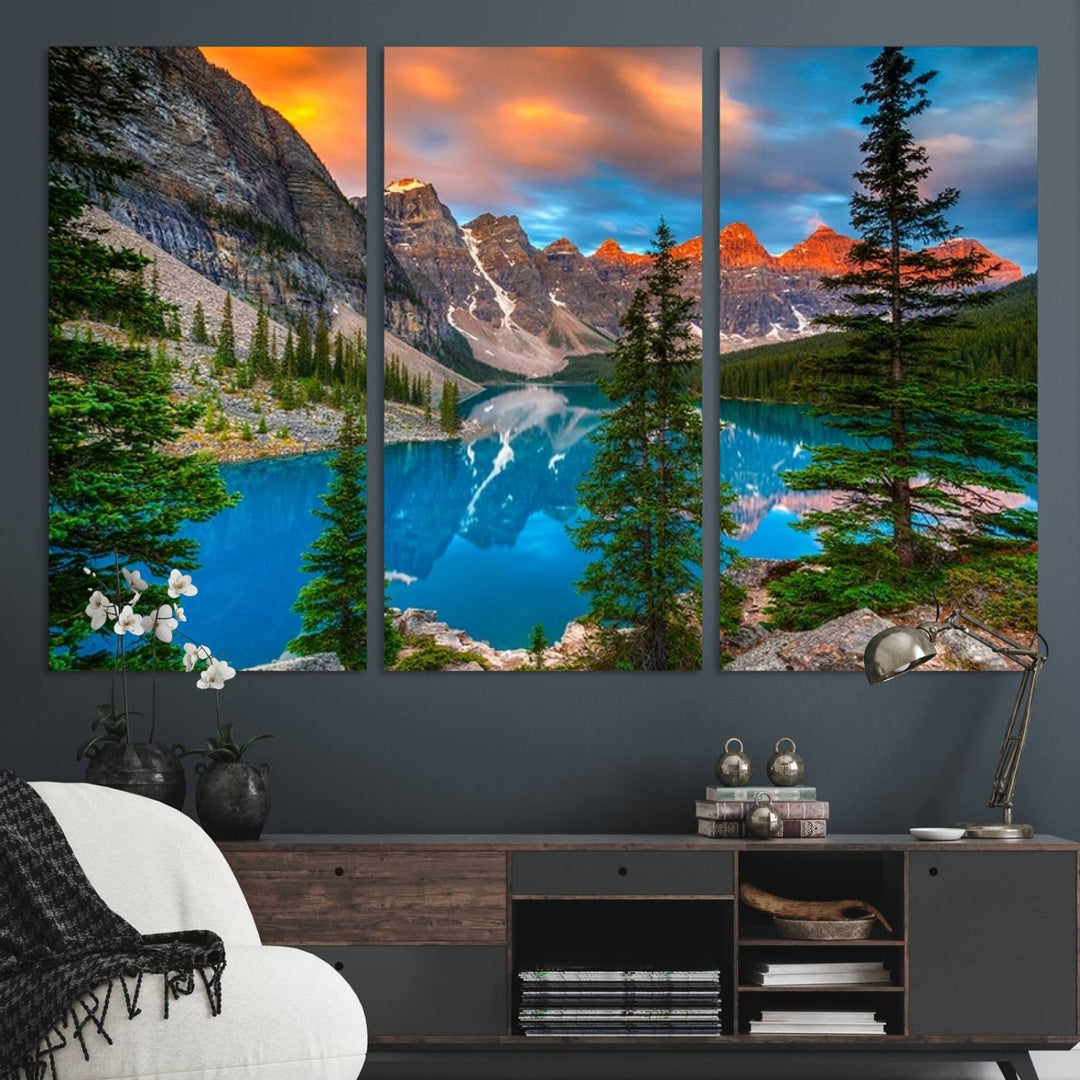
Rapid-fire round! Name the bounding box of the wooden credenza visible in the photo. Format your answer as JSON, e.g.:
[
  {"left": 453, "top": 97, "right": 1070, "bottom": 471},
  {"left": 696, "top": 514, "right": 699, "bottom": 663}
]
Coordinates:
[{"left": 219, "top": 834, "right": 1080, "bottom": 1080}]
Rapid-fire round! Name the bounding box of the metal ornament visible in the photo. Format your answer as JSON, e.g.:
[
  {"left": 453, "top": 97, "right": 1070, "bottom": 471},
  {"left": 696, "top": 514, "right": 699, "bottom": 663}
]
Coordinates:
[
  {"left": 767, "top": 737, "right": 805, "bottom": 786},
  {"left": 715, "top": 737, "right": 752, "bottom": 787},
  {"left": 746, "top": 792, "right": 783, "bottom": 840}
]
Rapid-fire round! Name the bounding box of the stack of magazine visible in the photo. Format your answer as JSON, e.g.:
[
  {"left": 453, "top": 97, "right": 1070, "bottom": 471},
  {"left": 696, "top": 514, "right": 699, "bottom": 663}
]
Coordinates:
[
  {"left": 518, "top": 968, "right": 723, "bottom": 1036},
  {"left": 748, "top": 1008, "right": 886, "bottom": 1036},
  {"left": 742, "top": 960, "right": 893, "bottom": 986}
]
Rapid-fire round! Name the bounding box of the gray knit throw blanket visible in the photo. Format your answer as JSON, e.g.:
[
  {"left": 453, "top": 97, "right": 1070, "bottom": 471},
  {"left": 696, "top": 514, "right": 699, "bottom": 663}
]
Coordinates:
[{"left": 0, "top": 772, "right": 225, "bottom": 1080}]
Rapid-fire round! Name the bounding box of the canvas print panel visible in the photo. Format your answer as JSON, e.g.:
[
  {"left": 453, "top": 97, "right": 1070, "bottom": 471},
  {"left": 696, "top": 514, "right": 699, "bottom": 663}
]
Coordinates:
[
  {"left": 718, "top": 47, "right": 1037, "bottom": 671},
  {"left": 48, "top": 47, "right": 369, "bottom": 671},
  {"left": 383, "top": 47, "right": 703, "bottom": 671}
]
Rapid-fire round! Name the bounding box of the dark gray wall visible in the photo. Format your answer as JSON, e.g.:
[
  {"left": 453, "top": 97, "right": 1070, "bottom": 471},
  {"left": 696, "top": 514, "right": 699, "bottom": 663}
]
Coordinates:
[{"left": 5, "top": 0, "right": 1078, "bottom": 838}]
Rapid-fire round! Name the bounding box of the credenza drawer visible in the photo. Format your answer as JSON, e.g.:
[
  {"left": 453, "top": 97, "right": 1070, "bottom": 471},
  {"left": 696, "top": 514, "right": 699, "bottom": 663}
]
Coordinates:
[
  {"left": 305, "top": 945, "right": 507, "bottom": 1037},
  {"left": 223, "top": 849, "right": 507, "bottom": 945},
  {"left": 511, "top": 851, "right": 733, "bottom": 896}
]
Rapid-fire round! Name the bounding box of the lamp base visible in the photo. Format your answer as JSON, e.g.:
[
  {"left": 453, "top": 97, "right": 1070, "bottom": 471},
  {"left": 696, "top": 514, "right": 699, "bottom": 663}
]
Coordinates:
[{"left": 951, "top": 820, "right": 1034, "bottom": 840}]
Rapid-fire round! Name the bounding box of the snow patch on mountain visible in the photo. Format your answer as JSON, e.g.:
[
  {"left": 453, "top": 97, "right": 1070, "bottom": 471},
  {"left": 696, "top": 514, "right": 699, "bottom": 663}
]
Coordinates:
[{"left": 462, "top": 226, "right": 517, "bottom": 330}]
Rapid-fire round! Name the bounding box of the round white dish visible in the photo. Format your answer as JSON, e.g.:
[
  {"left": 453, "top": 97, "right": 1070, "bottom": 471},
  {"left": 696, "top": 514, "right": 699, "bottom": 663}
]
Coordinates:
[{"left": 909, "top": 827, "right": 966, "bottom": 842}]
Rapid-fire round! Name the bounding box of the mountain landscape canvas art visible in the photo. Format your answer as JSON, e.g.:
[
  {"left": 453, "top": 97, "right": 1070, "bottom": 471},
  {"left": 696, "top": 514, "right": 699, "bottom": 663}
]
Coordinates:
[
  {"left": 382, "top": 47, "right": 704, "bottom": 670},
  {"left": 718, "top": 47, "right": 1037, "bottom": 672},
  {"left": 48, "top": 47, "right": 370, "bottom": 672}
]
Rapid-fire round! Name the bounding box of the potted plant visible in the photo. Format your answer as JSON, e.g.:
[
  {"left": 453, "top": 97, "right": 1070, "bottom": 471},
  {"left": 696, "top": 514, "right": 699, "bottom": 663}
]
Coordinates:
[
  {"left": 75, "top": 557, "right": 231, "bottom": 811},
  {"left": 75, "top": 558, "right": 202, "bottom": 807},
  {"left": 185, "top": 723, "right": 273, "bottom": 840}
]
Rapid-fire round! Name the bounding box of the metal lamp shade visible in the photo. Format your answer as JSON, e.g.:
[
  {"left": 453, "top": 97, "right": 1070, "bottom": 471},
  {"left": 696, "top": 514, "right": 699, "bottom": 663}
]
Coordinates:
[{"left": 863, "top": 626, "right": 937, "bottom": 684}]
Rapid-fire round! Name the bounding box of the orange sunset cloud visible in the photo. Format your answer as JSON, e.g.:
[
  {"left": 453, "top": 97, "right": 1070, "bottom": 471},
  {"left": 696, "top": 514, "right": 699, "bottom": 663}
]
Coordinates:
[
  {"left": 199, "top": 47, "right": 366, "bottom": 197},
  {"left": 387, "top": 47, "right": 701, "bottom": 225}
]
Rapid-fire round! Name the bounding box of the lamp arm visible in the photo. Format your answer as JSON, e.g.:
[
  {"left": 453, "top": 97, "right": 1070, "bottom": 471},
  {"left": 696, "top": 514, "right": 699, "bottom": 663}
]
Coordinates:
[
  {"left": 938, "top": 611, "right": 1042, "bottom": 669},
  {"left": 932, "top": 611, "right": 1047, "bottom": 817}
]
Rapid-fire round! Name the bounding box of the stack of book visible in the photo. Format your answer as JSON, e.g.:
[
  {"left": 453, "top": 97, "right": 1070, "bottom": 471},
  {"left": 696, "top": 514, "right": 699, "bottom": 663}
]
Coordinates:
[
  {"left": 748, "top": 1008, "right": 886, "bottom": 1036},
  {"left": 517, "top": 968, "right": 723, "bottom": 1036},
  {"left": 742, "top": 960, "right": 893, "bottom": 987},
  {"left": 696, "top": 785, "right": 828, "bottom": 838}
]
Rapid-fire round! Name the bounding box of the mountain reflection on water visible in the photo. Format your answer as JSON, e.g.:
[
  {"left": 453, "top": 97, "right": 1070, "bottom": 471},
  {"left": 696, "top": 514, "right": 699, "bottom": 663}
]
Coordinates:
[{"left": 384, "top": 384, "right": 608, "bottom": 649}]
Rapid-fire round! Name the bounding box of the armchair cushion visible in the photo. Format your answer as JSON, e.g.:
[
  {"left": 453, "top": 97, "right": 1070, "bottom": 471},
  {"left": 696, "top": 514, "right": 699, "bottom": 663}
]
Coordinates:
[
  {"left": 58, "top": 945, "right": 367, "bottom": 1080},
  {"left": 31, "top": 781, "right": 261, "bottom": 950}
]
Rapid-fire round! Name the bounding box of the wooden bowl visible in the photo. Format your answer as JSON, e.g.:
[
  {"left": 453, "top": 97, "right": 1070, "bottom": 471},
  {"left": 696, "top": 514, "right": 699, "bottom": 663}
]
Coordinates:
[{"left": 773, "top": 914, "right": 877, "bottom": 940}]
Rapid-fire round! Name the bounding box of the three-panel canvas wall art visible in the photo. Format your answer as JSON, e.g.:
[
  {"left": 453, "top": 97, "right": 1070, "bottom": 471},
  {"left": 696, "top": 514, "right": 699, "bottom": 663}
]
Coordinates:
[{"left": 47, "top": 46, "right": 1037, "bottom": 673}]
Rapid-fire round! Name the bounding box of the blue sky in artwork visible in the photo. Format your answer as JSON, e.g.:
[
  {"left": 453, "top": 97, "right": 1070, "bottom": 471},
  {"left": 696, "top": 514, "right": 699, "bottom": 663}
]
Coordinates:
[
  {"left": 387, "top": 47, "right": 702, "bottom": 254},
  {"left": 721, "top": 47, "right": 1037, "bottom": 273}
]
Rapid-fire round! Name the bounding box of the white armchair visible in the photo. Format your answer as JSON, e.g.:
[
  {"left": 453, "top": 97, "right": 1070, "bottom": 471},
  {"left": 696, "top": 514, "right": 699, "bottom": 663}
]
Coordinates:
[{"left": 30, "top": 781, "right": 367, "bottom": 1080}]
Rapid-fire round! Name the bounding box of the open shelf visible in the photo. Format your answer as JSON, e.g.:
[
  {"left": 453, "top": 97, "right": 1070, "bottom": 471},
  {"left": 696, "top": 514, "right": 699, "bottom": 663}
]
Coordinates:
[
  {"left": 738, "top": 984, "right": 904, "bottom": 993},
  {"left": 512, "top": 898, "right": 735, "bottom": 1038},
  {"left": 739, "top": 936, "right": 905, "bottom": 946}
]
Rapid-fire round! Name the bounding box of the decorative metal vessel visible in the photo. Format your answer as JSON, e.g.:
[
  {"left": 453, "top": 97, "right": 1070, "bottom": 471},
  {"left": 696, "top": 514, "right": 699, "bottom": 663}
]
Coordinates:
[
  {"left": 766, "top": 737, "right": 805, "bottom": 786},
  {"left": 84, "top": 742, "right": 186, "bottom": 809},
  {"left": 746, "top": 792, "right": 783, "bottom": 839},
  {"left": 195, "top": 761, "right": 271, "bottom": 841},
  {"left": 715, "top": 737, "right": 752, "bottom": 787}
]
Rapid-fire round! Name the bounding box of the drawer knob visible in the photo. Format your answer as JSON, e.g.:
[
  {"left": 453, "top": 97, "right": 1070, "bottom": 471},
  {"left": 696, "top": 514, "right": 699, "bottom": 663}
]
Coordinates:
[
  {"left": 618, "top": 866, "right": 628, "bottom": 877},
  {"left": 335, "top": 961, "right": 344, "bottom": 971},
  {"left": 929, "top": 867, "right": 939, "bottom": 877},
  {"left": 334, "top": 867, "right": 344, "bottom": 877}
]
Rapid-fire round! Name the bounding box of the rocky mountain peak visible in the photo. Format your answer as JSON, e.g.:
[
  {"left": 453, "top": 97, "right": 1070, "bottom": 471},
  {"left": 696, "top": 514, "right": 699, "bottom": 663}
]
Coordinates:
[
  {"left": 543, "top": 237, "right": 582, "bottom": 257},
  {"left": 778, "top": 224, "right": 856, "bottom": 274},
  {"left": 593, "top": 238, "right": 652, "bottom": 266},
  {"left": 672, "top": 236, "right": 704, "bottom": 261},
  {"left": 385, "top": 178, "right": 431, "bottom": 194},
  {"left": 463, "top": 212, "right": 532, "bottom": 252},
  {"left": 720, "top": 222, "right": 778, "bottom": 269},
  {"left": 926, "top": 237, "right": 1023, "bottom": 286}
]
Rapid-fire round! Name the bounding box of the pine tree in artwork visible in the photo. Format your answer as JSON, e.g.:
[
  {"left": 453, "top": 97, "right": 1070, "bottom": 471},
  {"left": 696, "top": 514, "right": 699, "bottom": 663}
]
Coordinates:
[
  {"left": 778, "top": 47, "right": 1036, "bottom": 621},
  {"left": 289, "top": 404, "right": 368, "bottom": 669},
  {"left": 439, "top": 381, "right": 460, "bottom": 434},
  {"left": 249, "top": 297, "right": 270, "bottom": 375},
  {"left": 295, "top": 315, "right": 314, "bottom": 378},
  {"left": 314, "top": 309, "right": 331, "bottom": 383},
  {"left": 570, "top": 220, "right": 702, "bottom": 671},
  {"left": 528, "top": 624, "right": 547, "bottom": 670},
  {"left": 214, "top": 293, "right": 237, "bottom": 370},
  {"left": 47, "top": 47, "right": 236, "bottom": 666},
  {"left": 191, "top": 300, "right": 209, "bottom": 344},
  {"left": 333, "top": 330, "right": 345, "bottom": 383},
  {"left": 282, "top": 327, "right": 295, "bottom": 379}
]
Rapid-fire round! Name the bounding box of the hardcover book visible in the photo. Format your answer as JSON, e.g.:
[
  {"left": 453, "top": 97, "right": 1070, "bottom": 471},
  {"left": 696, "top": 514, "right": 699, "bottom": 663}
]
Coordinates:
[
  {"left": 743, "top": 970, "right": 892, "bottom": 986},
  {"left": 697, "top": 818, "right": 827, "bottom": 839},
  {"left": 695, "top": 799, "right": 829, "bottom": 820},
  {"left": 704, "top": 786, "right": 817, "bottom": 802}
]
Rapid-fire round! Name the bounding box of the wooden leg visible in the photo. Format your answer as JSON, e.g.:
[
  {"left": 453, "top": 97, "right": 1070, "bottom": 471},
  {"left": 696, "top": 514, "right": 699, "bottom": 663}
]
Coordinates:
[{"left": 999, "top": 1053, "right": 1040, "bottom": 1080}]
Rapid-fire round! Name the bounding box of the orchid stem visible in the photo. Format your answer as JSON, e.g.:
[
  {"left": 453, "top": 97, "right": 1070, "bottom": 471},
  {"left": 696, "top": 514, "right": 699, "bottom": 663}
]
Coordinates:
[{"left": 114, "top": 552, "right": 131, "bottom": 743}]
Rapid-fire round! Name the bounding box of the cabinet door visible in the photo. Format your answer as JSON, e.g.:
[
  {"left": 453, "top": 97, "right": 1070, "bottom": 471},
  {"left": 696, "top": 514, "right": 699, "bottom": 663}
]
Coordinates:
[
  {"left": 909, "top": 852, "right": 1076, "bottom": 1036},
  {"left": 305, "top": 945, "right": 507, "bottom": 1036}
]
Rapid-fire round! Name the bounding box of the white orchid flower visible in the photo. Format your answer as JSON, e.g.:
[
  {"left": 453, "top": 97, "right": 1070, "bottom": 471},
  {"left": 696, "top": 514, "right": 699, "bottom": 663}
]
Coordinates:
[
  {"left": 141, "top": 604, "right": 178, "bottom": 643},
  {"left": 167, "top": 569, "right": 198, "bottom": 599},
  {"left": 183, "top": 642, "right": 212, "bottom": 672},
  {"left": 174, "top": 605, "right": 187, "bottom": 622},
  {"left": 197, "top": 657, "right": 236, "bottom": 690},
  {"left": 122, "top": 567, "right": 150, "bottom": 593},
  {"left": 113, "top": 605, "right": 145, "bottom": 636},
  {"left": 85, "top": 590, "right": 112, "bottom": 631}
]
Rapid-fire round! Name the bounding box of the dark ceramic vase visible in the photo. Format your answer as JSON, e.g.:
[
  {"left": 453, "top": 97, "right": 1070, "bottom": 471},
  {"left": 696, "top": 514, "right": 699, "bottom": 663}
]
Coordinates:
[
  {"left": 195, "top": 761, "right": 271, "bottom": 840},
  {"left": 84, "top": 742, "right": 187, "bottom": 810}
]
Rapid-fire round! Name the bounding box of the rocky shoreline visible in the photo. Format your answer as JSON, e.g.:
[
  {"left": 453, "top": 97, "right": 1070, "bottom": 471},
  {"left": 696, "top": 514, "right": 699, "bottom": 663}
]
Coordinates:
[
  {"left": 722, "top": 558, "right": 1018, "bottom": 672},
  {"left": 392, "top": 608, "right": 600, "bottom": 671}
]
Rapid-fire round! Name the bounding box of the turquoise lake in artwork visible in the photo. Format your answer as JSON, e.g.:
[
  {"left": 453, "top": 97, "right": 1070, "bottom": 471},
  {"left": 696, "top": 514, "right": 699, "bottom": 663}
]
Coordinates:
[
  {"left": 720, "top": 398, "right": 1037, "bottom": 561},
  {"left": 166, "top": 392, "right": 1037, "bottom": 667}
]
